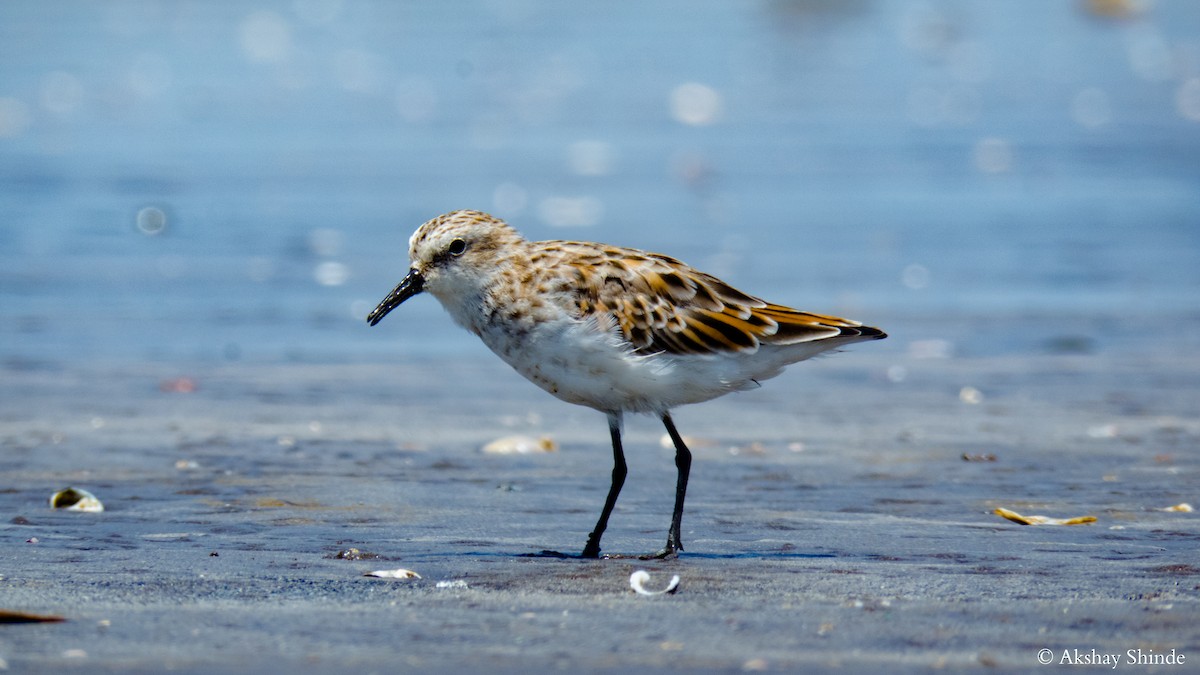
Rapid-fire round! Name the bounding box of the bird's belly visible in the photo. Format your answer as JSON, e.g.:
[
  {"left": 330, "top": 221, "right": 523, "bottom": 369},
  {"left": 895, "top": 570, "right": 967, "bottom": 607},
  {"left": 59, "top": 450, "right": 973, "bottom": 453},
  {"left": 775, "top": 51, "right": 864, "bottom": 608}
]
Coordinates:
[{"left": 478, "top": 319, "right": 762, "bottom": 414}]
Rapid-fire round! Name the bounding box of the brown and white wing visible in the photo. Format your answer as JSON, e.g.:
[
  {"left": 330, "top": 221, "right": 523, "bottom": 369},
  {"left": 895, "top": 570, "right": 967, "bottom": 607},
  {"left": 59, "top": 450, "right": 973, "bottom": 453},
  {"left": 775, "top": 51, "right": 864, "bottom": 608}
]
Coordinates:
[{"left": 564, "top": 246, "right": 885, "bottom": 357}]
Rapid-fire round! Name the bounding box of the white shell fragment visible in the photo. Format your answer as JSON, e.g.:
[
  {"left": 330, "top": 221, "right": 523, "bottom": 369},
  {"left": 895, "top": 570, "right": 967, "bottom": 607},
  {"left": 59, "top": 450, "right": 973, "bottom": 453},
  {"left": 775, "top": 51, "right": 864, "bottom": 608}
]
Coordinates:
[
  {"left": 363, "top": 569, "right": 421, "bottom": 579},
  {"left": 1160, "top": 503, "right": 1194, "bottom": 512},
  {"left": 959, "top": 386, "right": 984, "bottom": 404},
  {"left": 435, "top": 580, "right": 469, "bottom": 589},
  {"left": 480, "top": 435, "right": 558, "bottom": 455},
  {"left": 49, "top": 487, "right": 104, "bottom": 513},
  {"left": 630, "top": 570, "right": 680, "bottom": 596}
]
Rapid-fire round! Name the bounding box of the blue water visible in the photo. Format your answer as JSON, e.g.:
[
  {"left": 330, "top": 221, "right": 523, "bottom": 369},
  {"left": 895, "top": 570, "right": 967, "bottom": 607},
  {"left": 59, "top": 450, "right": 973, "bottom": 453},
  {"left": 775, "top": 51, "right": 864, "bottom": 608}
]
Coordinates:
[{"left": 2, "top": 1, "right": 1199, "bottom": 366}]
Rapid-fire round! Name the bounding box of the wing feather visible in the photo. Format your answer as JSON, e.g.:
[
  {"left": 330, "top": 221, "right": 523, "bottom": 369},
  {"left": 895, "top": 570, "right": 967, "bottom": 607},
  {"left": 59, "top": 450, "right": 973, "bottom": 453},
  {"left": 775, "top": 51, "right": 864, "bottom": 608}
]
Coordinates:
[{"left": 541, "top": 240, "right": 885, "bottom": 357}]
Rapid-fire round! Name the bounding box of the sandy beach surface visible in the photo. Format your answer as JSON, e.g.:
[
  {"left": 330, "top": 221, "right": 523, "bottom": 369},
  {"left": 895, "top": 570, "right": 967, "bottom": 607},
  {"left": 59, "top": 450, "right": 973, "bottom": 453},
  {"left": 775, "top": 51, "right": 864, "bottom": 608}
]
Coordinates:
[
  {"left": 3, "top": 1, "right": 1199, "bottom": 672},
  {"left": 2, "top": 345, "right": 1197, "bottom": 673}
]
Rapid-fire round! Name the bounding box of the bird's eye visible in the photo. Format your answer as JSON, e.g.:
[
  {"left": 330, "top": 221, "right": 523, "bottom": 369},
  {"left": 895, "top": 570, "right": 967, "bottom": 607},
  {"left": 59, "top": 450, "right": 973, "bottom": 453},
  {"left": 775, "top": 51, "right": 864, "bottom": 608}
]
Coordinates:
[{"left": 448, "top": 238, "right": 467, "bottom": 256}]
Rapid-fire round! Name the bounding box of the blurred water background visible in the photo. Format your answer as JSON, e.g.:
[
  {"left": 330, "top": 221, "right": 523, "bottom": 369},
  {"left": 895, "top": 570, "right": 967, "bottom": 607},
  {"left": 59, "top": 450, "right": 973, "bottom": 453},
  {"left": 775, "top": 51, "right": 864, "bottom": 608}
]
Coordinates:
[{"left": 2, "top": 0, "right": 1198, "bottom": 367}]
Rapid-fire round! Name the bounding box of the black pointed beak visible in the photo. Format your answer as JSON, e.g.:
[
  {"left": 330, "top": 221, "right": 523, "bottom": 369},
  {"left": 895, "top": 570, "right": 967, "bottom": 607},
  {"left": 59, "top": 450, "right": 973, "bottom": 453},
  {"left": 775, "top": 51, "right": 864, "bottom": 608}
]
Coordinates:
[{"left": 367, "top": 268, "right": 424, "bottom": 326}]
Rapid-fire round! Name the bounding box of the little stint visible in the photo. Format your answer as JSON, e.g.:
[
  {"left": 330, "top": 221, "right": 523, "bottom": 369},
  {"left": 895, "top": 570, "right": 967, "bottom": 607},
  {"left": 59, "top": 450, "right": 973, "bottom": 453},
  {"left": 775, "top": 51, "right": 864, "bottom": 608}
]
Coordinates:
[{"left": 368, "top": 210, "right": 885, "bottom": 558}]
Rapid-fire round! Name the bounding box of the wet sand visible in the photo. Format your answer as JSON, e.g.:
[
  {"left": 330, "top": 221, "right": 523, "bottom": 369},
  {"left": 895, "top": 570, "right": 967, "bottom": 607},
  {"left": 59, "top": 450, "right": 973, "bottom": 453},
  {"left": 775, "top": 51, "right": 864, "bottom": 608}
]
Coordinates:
[
  {"left": 3, "top": 1, "right": 1199, "bottom": 671},
  {"left": 2, "top": 345, "right": 1197, "bottom": 673}
]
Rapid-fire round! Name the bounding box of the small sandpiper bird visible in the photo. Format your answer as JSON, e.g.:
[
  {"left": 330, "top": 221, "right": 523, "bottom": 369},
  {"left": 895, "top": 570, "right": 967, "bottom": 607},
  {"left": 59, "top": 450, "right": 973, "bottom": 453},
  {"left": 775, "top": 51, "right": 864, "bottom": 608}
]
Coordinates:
[{"left": 368, "top": 210, "right": 885, "bottom": 558}]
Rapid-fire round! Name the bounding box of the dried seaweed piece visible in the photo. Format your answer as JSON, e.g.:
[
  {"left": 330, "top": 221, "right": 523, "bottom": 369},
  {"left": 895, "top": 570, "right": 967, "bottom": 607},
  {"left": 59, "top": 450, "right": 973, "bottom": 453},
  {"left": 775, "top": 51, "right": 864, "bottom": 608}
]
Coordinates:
[
  {"left": 994, "top": 507, "right": 1096, "bottom": 526},
  {"left": 0, "top": 609, "right": 66, "bottom": 623}
]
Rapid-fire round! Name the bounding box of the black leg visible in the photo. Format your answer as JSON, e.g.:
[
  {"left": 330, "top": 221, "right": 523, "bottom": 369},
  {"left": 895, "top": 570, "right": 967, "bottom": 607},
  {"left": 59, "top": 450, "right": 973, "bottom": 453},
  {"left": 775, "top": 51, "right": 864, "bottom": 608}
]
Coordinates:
[
  {"left": 581, "top": 413, "right": 627, "bottom": 558},
  {"left": 650, "top": 411, "right": 692, "bottom": 559}
]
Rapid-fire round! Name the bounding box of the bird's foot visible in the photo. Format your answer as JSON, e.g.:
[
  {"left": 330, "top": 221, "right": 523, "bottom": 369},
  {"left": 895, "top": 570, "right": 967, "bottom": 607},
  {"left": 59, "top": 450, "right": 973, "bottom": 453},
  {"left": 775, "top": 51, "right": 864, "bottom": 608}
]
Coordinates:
[
  {"left": 522, "top": 537, "right": 681, "bottom": 560},
  {"left": 641, "top": 541, "right": 682, "bottom": 560}
]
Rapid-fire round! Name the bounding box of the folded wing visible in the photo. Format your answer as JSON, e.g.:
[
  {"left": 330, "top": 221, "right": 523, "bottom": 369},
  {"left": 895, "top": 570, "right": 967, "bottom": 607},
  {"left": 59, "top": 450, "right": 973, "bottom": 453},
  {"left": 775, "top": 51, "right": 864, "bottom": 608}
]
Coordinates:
[{"left": 560, "top": 245, "right": 885, "bottom": 357}]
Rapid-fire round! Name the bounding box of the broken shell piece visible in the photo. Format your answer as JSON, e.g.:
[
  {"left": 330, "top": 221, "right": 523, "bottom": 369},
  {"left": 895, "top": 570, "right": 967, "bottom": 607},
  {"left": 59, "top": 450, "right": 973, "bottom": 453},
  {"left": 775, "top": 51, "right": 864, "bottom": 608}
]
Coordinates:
[
  {"left": 481, "top": 435, "right": 557, "bottom": 455},
  {"left": 49, "top": 487, "right": 104, "bottom": 513},
  {"left": 363, "top": 569, "right": 421, "bottom": 579},
  {"left": 630, "top": 570, "right": 680, "bottom": 596},
  {"left": 993, "top": 507, "right": 1096, "bottom": 526},
  {"left": 334, "top": 548, "right": 380, "bottom": 560},
  {"left": 1160, "top": 503, "right": 1194, "bottom": 512}
]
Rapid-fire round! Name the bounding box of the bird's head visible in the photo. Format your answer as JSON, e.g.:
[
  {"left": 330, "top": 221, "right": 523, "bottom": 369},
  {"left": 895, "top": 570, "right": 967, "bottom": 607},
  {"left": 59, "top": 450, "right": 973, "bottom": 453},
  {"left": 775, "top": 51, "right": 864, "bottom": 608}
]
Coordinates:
[{"left": 367, "top": 210, "right": 523, "bottom": 326}]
